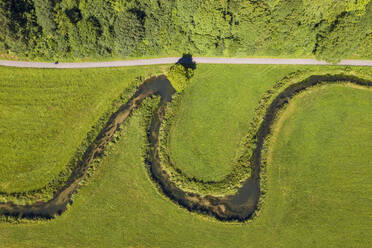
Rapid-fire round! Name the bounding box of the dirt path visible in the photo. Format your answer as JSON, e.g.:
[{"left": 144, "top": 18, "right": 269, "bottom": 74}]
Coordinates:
[{"left": 0, "top": 57, "right": 371, "bottom": 68}]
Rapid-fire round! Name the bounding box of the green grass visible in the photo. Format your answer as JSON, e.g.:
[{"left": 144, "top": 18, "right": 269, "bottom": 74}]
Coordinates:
[
  {"left": 0, "top": 65, "right": 371, "bottom": 247},
  {"left": 168, "top": 65, "right": 299, "bottom": 182},
  {"left": 1, "top": 79, "right": 371, "bottom": 247},
  {"left": 0, "top": 65, "right": 166, "bottom": 193},
  {"left": 264, "top": 84, "right": 372, "bottom": 246},
  {"left": 167, "top": 64, "right": 371, "bottom": 183}
]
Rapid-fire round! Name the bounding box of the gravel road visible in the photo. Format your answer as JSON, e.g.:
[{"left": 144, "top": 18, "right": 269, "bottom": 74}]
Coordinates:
[{"left": 0, "top": 57, "right": 371, "bottom": 68}]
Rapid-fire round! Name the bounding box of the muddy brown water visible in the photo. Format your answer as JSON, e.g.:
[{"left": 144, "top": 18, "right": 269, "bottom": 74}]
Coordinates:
[{"left": 0, "top": 74, "right": 371, "bottom": 221}]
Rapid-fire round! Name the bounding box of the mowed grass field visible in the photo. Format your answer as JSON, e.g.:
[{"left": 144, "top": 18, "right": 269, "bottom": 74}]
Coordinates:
[
  {"left": 167, "top": 65, "right": 371, "bottom": 183},
  {"left": 168, "top": 65, "right": 299, "bottom": 181},
  {"left": 0, "top": 65, "right": 165, "bottom": 193},
  {"left": 265, "top": 84, "right": 372, "bottom": 246},
  {"left": 0, "top": 65, "right": 371, "bottom": 247}
]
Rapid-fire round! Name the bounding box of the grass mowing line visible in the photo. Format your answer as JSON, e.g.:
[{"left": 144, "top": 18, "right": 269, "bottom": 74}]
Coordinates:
[
  {"left": 0, "top": 66, "right": 371, "bottom": 248},
  {"left": 0, "top": 76, "right": 165, "bottom": 219},
  {"left": 0, "top": 81, "right": 143, "bottom": 205},
  {"left": 0, "top": 65, "right": 168, "bottom": 204},
  {"left": 260, "top": 83, "right": 372, "bottom": 207},
  {"left": 156, "top": 68, "right": 372, "bottom": 197},
  {"left": 148, "top": 73, "right": 372, "bottom": 221},
  {"left": 257, "top": 84, "right": 372, "bottom": 247},
  {"left": 1, "top": 67, "right": 371, "bottom": 223},
  {"left": 268, "top": 82, "right": 372, "bottom": 153},
  {"left": 157, "top": 65, "right": 303, "bottom": 195},
  {"left": 1, "top": 82, "right": 370, "bottom": 247}
]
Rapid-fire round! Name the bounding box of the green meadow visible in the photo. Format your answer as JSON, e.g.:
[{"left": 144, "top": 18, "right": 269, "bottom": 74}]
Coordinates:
[
  {"left": 0, "top": 65, "right": 165, "bottom": 194},
  {"left": 0, "top": 64, "right": 371, "bottom": 247},
  {"left": 168, "top": 64, "right": 299, "bottom": 182}
]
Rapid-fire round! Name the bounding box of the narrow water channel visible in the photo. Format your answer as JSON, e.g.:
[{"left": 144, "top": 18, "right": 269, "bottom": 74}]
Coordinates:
[{"left": 0, "top": 74, "right": 370, "bottom": 221}]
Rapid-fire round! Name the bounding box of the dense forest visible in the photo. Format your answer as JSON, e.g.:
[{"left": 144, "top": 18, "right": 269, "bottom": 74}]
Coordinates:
[{"left": 0, "top": 0, "right": 371, "bottom": 62}]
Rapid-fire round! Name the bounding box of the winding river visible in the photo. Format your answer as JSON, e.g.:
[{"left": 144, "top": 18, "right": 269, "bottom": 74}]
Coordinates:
[{"left": 0, "top": 74, "right": 371, "bottom": 221}]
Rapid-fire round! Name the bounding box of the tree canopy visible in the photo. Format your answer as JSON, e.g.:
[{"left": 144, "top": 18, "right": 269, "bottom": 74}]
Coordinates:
[
  {"left": 167, "top": 62, "right": 194, "bottom": 92},
  {"left": 0, "top": 0, "right": 370, "bottom": 62}
]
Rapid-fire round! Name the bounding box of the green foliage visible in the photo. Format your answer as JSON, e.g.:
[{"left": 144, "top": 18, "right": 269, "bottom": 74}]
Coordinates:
[
  {"left": 167, "top": 64, "right": 191, "bottom": 92},
  {"left": 0, "top": 0, "right": 371, "bottom": 61},
  {"left": 33, "top": 0, "right": 56, "bottom": 34},
  {"left": 230, "top": 0, "right": 270, "bottom": 55},
  {"left": 113, "top": 11, "right": 144, "bottom": 57},
  {"left": 0, "top": 0, "right": 38, "bottom": 55},
  {"left": 74, "top": 17, "right": 102, "bottom": 56},
  {"left": 0, "top": 3, "right": 8, "bottom": 52},
  {"left": 315, "top": 7, "right": 372, "bottom": 63},
  {"left": 356, "top": 33, "right": 372, "bottom": 58}
]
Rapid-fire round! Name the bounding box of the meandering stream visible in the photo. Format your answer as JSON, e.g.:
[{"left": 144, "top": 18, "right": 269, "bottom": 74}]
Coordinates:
[{"left": 0, "top": 74, "right": 370, "bottom": 221}]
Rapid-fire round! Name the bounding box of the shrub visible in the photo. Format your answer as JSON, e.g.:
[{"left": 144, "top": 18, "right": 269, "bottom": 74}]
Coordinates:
[{"left": 167, "top": 64, "right": 190, "bottom": 92}]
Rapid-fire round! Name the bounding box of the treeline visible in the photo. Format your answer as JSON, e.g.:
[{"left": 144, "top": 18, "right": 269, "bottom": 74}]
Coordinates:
[{"left": 0, "top": 0, "right": 371, "bottom": 62}]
